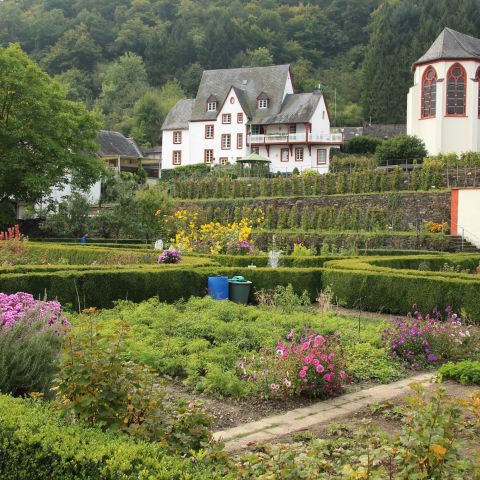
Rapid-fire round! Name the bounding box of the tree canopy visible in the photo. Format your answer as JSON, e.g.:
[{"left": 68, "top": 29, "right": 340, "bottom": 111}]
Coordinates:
[
  {"left": 1, "top": 0, "right": 479, "bottom": 130},
  {"left": 0, "top": 43, "right": 102, "bottom": 205}
]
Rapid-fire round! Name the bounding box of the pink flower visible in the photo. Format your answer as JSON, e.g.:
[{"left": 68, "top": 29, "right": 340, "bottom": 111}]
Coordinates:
[
  {"left": 287, "top": 330, "right": 294, "bottom": 340},
  {"left": 316, "top": 364, "right": 325, "bottom": 373},
  {"left": 339, "top": 371, "right": 346, "bottom": 379},
  {"left": 323, "top": 373, "right": 332, "bottom": 382},
  {"left": 320, "top": 354, "right": 328, "bottom": 362},
  {"left": 327, "top": 364, "right": 334, "bottom": 371},
  {"left": 303, "top": 356, "right": 312, "bottom": 364},
  {"left": 328, "top": 353, "right": 334, "bottom": 360},
  {"left": 299, "top": 369, "right": 307, "bottom": 378},
  {"left": 312, "top": 358, "right": 320, "bottom": 366}
]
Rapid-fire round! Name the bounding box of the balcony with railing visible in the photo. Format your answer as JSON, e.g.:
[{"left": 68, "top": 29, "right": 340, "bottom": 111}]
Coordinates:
[{"left": 247, "top": 132, "right": 343, "bottom": 145}]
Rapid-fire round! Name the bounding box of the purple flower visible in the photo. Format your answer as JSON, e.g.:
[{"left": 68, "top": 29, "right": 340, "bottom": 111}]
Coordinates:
[{"left": 157, "top": 248, "right": 182, "bottom": 264}]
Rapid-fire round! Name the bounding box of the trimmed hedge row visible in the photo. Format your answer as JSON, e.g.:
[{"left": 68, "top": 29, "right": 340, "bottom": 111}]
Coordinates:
[
  {"left": 0, "top": 395, "right": 228, "bottom": 480},
  {"left": 27, "top": 244, "right": 214, "bottom": 267},
  {"left": 165, "top": 167, "right": 445, "bottom": 199},
  {"left": 323, "top": 267, "right": 480, "bottom": 318},
  {"left": 0, "top": 266, "right": 323, "bottom": 309},
  {"left": 252, "top": 231, "right": 453, "bottom": 253}
]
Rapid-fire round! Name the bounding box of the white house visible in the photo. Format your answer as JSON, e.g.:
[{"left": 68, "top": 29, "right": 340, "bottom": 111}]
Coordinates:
[
  {"left": 162, "top": 65, "right": 343, "bottom": 173},
  {"left": 407, "top": 28, "right": 480, "bottom": 155}
]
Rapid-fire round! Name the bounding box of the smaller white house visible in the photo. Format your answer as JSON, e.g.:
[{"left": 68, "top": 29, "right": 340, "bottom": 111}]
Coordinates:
[
  {"left": 407, "top": 28, "right": 480, "bottom": 155},
  {"left": 162, "top": 65, "right": 342, "bottom": 173}
]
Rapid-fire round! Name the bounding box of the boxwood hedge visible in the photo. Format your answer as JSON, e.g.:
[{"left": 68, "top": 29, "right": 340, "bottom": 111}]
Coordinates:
[{"left": 0, "top": 395, "right": 229, "bottom": 480}]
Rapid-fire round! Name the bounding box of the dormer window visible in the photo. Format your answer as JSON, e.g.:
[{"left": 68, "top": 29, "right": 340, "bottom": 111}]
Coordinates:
[
  {"left": 206, "top": 94, "right": 218, "bottom": 112},
  {"left": 258, "top": 99, "right": 268, "bottom": 109},
  {"left": 257, "top": 92, "right": 269, "bottom": 109}
]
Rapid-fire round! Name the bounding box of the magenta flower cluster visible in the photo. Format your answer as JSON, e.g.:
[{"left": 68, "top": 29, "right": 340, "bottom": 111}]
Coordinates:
[
  {"left": 157, "top": 248, "right": 182, "bottom": 264},
  {"left": 0, "top": 292, "right": 68, "bottom": 328},
  {"left": 382, "top": 306, "right": 471, "bottom": 369},
  {"left": 240, "top": 329, "right": 347, "bottom": 398}
]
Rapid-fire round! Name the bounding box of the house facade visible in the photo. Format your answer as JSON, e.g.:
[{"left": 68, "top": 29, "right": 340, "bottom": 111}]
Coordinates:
[
  {"left": 407, "top": 28, "right": 480, "bottom": 155},
  {"left": 162, "top": 65, "right": 342, "bottom": 173}
]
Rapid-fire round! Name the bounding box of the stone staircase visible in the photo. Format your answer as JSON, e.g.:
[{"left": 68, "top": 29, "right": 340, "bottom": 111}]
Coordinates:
[{"left": 447, "top": 235, "right": 480, "bottom": 252}]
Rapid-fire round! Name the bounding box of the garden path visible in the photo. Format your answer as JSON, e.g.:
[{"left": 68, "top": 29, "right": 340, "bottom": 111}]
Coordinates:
[{"left": 213, "top": 372, "right": 434, "bottom": 452}]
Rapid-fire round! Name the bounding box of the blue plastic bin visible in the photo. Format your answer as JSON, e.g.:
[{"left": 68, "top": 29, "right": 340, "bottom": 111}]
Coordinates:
[{"left": 208, "top": 276, "right": 229, "bottom": 300}]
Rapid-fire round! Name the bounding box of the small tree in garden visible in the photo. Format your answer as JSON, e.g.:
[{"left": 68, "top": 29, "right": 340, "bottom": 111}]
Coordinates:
[
  {"left": 375, "top": 134, "right": 427, "bottom": 166},
  {"left": 135, "top": 188, "right": 172, "bottom": 242}
]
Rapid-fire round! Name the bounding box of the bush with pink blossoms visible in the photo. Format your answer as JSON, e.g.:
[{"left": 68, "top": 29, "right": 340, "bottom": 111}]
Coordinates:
[
  {"left": 239, "top": 330, "right": 348, "bottom": 399},
  {"left": 157, "top": 248, "right": 181, "bottom": 264},
  {"left": 0, "top": 292, "right": 68, "bottom": 328},
  {"left": 382, "top": 306, "right": 476, "bottom": 369}
]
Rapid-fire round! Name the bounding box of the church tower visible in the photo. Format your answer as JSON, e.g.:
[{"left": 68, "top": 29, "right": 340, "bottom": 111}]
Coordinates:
[{"left": 407, "top": 28, "right": 480, "bottom": 155}]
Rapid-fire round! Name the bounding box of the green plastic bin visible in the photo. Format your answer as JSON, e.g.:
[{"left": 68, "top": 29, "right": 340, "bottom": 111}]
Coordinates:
[{"left": 228, "top": 279, "right": 252, "bottom": 305}]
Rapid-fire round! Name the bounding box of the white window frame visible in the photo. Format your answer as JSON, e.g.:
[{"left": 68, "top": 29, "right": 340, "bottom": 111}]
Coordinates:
[
  {"left": 219, "top": 157, "right": 228, "bottom": 165},
  {"left": 207, "top": 101, "right": 217, "bottom": 112},
  {"left": 221, "top": 134, "right": 231, "bottom": 150},
  {"left": 173, "top": 151, "right": 182, "bottom": 165},
  {"left": 295, "top": 148, "right": 304, "bottom": 162},
  {"left": 281, "top": 148, "right": 289, "bottom": 162},
  {"left": 205, "top": 124, "right": 214, "bottom": 139},
  {"left": 204, "top": 149, "right": 214, "bottom": 164},
  {"left": 258, "top": 99, "right": 268, "bottom": 109},
  {"left": 317, "top": 149, "right": 327, "bottom": 165},
  {"left": 173, "top": 131, "right": 182, "bottom": 144},
  {"left": 222, "top": 113, "right": 231, "bottom": 124}
]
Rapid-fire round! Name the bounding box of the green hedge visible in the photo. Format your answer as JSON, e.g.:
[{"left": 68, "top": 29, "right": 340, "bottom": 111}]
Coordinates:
[
  {"left": 29, "top": 237, "right": 146, "bottom": 244},
  {"left": 252, "top": 231, "right": 452, "bottom": 253},
  {"left": 164, "top": 167, "right": 446, "bottom": 199},
  {"left": 0, "top": 395, "right": 229, "bottom": 480},
  {"left": 322, "top": 254, "right": 480, "bottom": 318},
  {"left": 0, "top": 266, "right": 323, "bottom": 309}
]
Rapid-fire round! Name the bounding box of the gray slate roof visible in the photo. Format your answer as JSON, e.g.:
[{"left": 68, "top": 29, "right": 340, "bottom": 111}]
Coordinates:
[
  {"left": 96, "top": 130, "right": 143, "bottom": 158},
  {"left": 162, "top": 99, "right": 194, "bottom": 130},
  {"left": 190, "top": 65, "right": 291, "bottom": 123},
  {"left": 254, "top": 91, "right": 322, "bottom": 125},
  {"left": 415, "top": 27, "right": 480, "bottom": 65}
]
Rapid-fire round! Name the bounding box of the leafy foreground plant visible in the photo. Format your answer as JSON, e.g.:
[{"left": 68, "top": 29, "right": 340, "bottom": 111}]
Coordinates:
[
  {"left": 236, "top": 384, "right": 480, "bottom": 479},
  {"left": 439, "top": 361, "right": 480, "bottom": 385},
  {"left": 53, "top": 315, "right": 215, "bottom": 454}
]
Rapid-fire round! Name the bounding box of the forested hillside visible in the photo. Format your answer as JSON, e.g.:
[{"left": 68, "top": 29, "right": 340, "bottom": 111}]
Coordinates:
[{"left": 1, "top": 0, "right": 479, "bottom": 144}]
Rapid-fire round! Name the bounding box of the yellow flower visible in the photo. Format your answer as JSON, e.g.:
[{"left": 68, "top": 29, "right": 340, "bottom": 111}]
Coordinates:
[{"left": 430, "top": 444, "right": 447, "bottom": 460}]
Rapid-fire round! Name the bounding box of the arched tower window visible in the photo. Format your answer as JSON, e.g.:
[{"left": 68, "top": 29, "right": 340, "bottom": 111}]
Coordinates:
[
  {"left": 476, "top": 67, "right": 480, "bottom": 117},
  {"left": 446, "top": 63, "right": 466, "bottom": 116},
  {"left": 421, "top": 66, "right": 437, "bottom": 118}
]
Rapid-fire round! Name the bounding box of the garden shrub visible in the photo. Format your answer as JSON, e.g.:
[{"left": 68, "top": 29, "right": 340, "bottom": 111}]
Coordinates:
[
  {"left": 0, "top": 318, "right": 62, "bottom": 397},
  {"left": 375, "top": 134, "right": 427, "bottom": 166},
  {"left": 54, "top": 316, "right": 214, "bottom": 453},
  {"left": 0, "top": 394, "right": 228, "bottom": 480},
  {"left": 240, "top": 329, "right": 347, "bottom": 399},
  {"left": 439, "top": 361, "right": 480, "bottom": 385},
  {"left": 382, "top": 308, "right": 475, "bottom": 368},
  {"left": 344, "top": 342, "right": 402, "bottom": 382},
  {"left": 343, "top": 136, "right": 383, "bottom": 155}
]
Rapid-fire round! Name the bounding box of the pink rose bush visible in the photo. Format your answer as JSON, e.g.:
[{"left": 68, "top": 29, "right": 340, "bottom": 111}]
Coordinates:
[
  {"left": 382, "top": 306, "right": 474, "bottom": 369},
  {"left": 239, "top": 329, "right": 348, "bottom": 398},
  {"left": 0, "top": 292, "right": 69, "bottom": 328}
]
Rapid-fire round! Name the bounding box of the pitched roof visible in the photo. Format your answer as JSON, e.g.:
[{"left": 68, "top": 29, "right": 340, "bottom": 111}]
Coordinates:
[
  {"left": 415, "top": 27, "right": 480, "bottom": 65},
  {"left": 96, "top": 130, "right": 143, "bottom": 158},
  {"left": 190, "top": 65, "right": 291, "bottom": 122},
  {"left": 161, "top": 99, "right": 195, "bottom": 130},
  {"left": 254, "top": 91, "right": 323, "bottom": 125}
]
